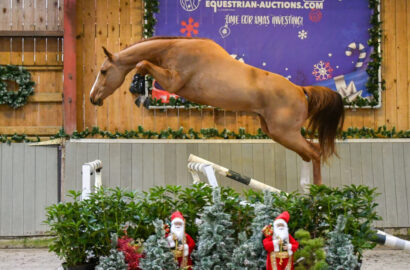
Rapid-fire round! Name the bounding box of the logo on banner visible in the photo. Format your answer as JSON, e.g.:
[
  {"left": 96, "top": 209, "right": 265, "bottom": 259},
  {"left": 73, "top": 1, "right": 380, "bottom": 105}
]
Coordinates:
[{"left": 180, "top": 0, "right": 201, "bottom": 12}]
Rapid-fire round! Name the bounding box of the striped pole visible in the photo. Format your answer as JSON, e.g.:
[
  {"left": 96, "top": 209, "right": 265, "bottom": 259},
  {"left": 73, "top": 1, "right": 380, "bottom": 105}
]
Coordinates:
[
  {"left": 372, "top": 230, "right": 410, "bottom": 251},
  {"left": 188, "top": 154, "right": 283, "bottom": 194},
  {"left": 345, "top": 42, "right": 367, "bottom": 69}
]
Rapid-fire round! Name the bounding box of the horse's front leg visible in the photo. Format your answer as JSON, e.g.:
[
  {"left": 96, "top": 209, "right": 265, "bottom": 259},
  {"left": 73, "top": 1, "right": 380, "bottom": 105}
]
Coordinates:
[{"left": 135, "top": 60, "right": 184, "bottom": 93}]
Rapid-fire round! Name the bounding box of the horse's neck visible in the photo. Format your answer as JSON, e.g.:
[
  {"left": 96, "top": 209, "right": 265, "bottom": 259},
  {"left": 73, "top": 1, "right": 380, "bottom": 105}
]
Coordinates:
[{"left": 118, "top": 39, "right": 172, "bottom": 68}]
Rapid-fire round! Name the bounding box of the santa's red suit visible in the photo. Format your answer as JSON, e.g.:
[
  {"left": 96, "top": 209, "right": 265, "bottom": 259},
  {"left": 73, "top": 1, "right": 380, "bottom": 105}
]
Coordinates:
[
  {"left": 166, "top": 211, "right": 195, "bottom": 269},
  {"left": 263, "top": 211, "right": 299, "bottom": 270}
]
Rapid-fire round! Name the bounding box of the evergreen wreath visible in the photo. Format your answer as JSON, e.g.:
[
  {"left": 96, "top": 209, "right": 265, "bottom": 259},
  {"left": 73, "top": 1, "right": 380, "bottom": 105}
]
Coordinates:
[{"left": 0, "top": 65, "right": 35, "bottom": 109}]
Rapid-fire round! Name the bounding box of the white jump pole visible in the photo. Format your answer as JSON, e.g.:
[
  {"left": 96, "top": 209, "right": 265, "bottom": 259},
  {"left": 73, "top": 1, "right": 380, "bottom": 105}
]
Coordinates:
[
  {"left": 188, "top": 154, "right": 283, "bottom": 193},
  {"left": 187, "top": 161, "right": 219, "bottom": 187},
  {"left": 81, "top": 160, "right": 103, "bottom": 200}
]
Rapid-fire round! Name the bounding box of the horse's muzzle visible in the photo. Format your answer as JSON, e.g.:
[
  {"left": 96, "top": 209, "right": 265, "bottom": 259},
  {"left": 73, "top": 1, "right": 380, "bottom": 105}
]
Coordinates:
[{"left": 90, "top": 97, "right": 103, "bottom": 106}]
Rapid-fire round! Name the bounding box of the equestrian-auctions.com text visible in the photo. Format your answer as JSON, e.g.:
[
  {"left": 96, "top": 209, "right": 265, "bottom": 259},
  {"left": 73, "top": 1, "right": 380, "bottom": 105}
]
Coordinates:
[{"left": 205, "top": 1, "right": 324, "bottom": 13}]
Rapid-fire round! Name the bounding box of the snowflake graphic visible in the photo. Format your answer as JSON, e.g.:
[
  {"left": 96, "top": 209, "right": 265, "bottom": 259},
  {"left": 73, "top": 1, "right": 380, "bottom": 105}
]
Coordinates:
[
  {"left": 312, "top": 61, "right": 334, "bottom": 81},
  {"left": 298, "top": 30, "right": 308, "bottom": 40},
  {"left": 180, "top": 17, "right": 199, "bottom": 37}
]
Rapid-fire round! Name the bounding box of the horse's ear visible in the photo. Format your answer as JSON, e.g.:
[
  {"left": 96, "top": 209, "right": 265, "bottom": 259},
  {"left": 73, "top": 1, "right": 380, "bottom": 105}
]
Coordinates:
[{"left": 102, "top": 46, "right": 113, "bottom": 61}]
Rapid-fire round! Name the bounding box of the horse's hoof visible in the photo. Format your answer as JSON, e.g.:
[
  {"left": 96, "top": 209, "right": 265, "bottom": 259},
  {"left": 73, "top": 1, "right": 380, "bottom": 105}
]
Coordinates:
[
  {"left": 135, "top": 96, "right": 142, "bottom": 107},
  {"left": 129, "top": 74, "right": 145, "bottom": 95},
  {"left": 143, "top": 97, "right": 150, "bottom": 109}
]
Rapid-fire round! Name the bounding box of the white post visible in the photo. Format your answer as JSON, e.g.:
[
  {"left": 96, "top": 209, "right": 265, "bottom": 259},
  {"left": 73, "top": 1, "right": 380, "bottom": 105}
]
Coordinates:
[{"left": 81, "top": 160, "right": 103, "bottom": 200}]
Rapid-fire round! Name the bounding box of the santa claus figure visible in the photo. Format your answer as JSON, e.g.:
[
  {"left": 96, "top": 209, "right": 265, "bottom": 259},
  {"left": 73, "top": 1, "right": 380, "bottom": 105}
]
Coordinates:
[
  {"left": 166, "top": 211, "right": 195, "bottom": 269},
  {"left": 262, "top": 211, "right": 299, "bottom": 270}
]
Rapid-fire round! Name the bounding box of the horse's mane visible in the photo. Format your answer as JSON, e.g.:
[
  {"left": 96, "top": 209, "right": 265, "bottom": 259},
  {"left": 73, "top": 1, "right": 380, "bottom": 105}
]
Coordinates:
[{"left": 122, "top": 36, "right": 211, "bottom": 50}]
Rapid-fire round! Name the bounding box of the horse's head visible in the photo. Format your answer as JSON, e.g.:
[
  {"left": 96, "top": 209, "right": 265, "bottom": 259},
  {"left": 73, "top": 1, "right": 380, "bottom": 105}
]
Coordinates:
[{"left": 90, "top": 47, "right": 127, "bottom": 106}]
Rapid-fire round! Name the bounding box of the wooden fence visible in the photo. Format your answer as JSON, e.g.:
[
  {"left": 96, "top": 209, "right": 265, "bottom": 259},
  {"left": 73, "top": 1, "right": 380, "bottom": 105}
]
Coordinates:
[
  {"left": 0, "top": 0, "right": 64, "bottom": 136},
  {"left": 0, "top": 144, "right": 59, "bottom": 236},
  {"left": 64, "top": 140, "right": 410, "bottom": 229},
  {"left": 74, "top": 0, "right": 410, "bottom": 133}
]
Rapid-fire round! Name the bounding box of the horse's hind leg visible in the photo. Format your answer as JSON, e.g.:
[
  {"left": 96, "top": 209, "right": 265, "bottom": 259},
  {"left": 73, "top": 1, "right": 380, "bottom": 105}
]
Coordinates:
[{"left": 135, "top": 60, "right": 184, "bottom": 93}]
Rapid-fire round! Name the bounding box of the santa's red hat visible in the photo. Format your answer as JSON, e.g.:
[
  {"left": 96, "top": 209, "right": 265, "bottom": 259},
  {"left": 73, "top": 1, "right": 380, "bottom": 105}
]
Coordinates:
[
  {"left": 275, "top": 211, "right": 290, "bottom": 223},
  {"left": 171, "top": 211, "right": 185, "bottom": 224}
]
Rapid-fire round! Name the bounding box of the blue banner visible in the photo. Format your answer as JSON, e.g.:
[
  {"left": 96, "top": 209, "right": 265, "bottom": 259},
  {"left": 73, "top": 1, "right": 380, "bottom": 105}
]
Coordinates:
[{"left": 155, "top": 0, "right": 374, "bottom": 103}]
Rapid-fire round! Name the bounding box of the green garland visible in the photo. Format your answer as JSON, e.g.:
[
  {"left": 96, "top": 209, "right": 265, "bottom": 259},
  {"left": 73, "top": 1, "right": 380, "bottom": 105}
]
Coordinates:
[
  {"left": 142, "top": 0, "right": 384, "bottom": 109},
  {"left": 0, "top": 65, "right": 35, "bottom": 109},
  {"left": 1, "top": 126, "right": 409, "bottom": 144},
  {"left": 344, "top": 0, "right": 385, "bottom": 107}
]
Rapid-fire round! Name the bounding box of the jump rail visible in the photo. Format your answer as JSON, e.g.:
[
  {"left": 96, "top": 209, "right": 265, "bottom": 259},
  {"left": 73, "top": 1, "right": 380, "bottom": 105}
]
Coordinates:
[
  {"left": 188, "top": 154, "right": 283, "bottom": 193},
  {"left": 81, "top": 160, "right": 103, "bottom": 200}
]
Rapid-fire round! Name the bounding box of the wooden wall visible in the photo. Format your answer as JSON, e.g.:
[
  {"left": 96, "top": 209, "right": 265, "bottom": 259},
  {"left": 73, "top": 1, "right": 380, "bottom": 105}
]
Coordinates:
[
  {"left": 0, "top": 0, "right": 64, "bottom": 136},
  {"left": 75, "top": 0, "right": 410, "bottom": 133}
]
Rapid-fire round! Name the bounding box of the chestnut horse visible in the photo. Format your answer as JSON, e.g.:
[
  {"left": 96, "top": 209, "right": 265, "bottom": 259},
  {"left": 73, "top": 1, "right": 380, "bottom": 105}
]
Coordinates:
[{"left": 90, "top": 37, "right": 344, "bottom": 187}]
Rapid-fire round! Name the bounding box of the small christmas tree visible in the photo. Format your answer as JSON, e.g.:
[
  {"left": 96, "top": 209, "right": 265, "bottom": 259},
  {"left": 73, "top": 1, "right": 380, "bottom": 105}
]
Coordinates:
[
  {"left": 193, "top": 187, "right": 236, "bottom": 269},
  {"left": 96, "top": 234, "right": 128, "bottom": 270},
  {"left": 139, "top": 219, "right": 178, "bottom": 270},
  {"left": 325, "top": 215, "right": 359, "bottom": 270},
  {"left": 228, "top": 190, "right": 281, "bottom": 270},
  {"left": 293, "top": 229, "right": 328, "bottom": 270}
]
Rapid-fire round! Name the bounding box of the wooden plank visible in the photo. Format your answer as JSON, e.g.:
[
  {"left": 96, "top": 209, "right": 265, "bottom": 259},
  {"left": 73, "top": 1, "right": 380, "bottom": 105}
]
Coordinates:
[
  {"left": 338, "top": 143, "right": 352, "bottom": 186},
  {"left": 153, "top": 144, "right": 165, "bottom": 187},
  {"left": 46, "top": 146, "right": 58, "bottom": 220},
  {"left": 107, "top": 0, "right": 121, "bottom": 131},
  {"left": 350, "top": 143, "right": 363, "bottom": 185},
  {"left": 383, "top": 0, "right": 397, "bottom": 129},
  {"left": 263, "top": 143, "right": 276, "bottom": 189},
  {"left": 0, "top": 126, "right": 61, "bottom": 135},
  {"left": 63, "top": 142, "right": 76, "bottom": 200},
  {"left": 75, "top": 0, "right": 84, "bottom": 130},
  {"left": 75, "top": 141, "right": 89, "bottom": 191},
  {"left": 274, "top": 143, "right": 287, "bottom": 192},
  {"left": 0, "top": 1, "right": 11, "bottom": 30},
  {"left": 28, "top": 92, "right": 62, "bottom": 102},
  {"left": 219, "top": 143, "right": 232, "bottom": 188},
  {"left": 23, "top": 0, "right": 36, "bottom": 31},
  {"left": 404, "top": 143, "right": 410, "bottom": 225},
  {"left": 175, "top": 143, "right": 192, "bottom": 186},
  {"left": 12, "top": 0, "right": 24, "bottom": 31},
  {"left": 360, "top": 143, "right": 374, "bottom": 187},
  {"left": 0, "top": 30, "right": 64, "bottom": 37},
  {"left": 395, "top": 0, "right": 408, "bottom": 131},
  {"left": 208, "top": 143, "right": 224, "bottom": 186},
  {"left": 23, "top": 144, "right": 36, "bottom": 234},
  {"left": 142, "top": 143, "right": 154, "bottom": 190},
  {"left": 34, "top": 146, "right": 47, "bottom": 233},
  {"left": 98, "top": 143, "right": 110, "bottom": 187},
  {"left": 184, "top": 143, "right": 198, "bottom": 185},
  {"left": 131, "top": 143, "right": 143, "bottom": 190},
  {"left": 189, "top": 109, "right": 202, "bottom": 132},
  {"left": 1, "top": 145, "right": 13, "bottom": 235},
  {"left": 10, "top": 37, "right": 23, "bottom": 65},
  {"left": 0, "top": 37, "right": 11, "bottom": 64},
  {"left": 12, "top": 144, "right": 24, "bottom": 235},
  {"left": 0, "top": 146, "right": 2, "bottom": 234},
  {"left": 164, "top": 144, "right": 178, "bottom": 186},
  {"left": 109, "top": 143, "right": 121, "bottom": 187},
  {"left": 82, "top": 0, "right": 97, "bottom": 128},
  {"left": 382, "top": 143, "right": 398, "bottom": 227},
  {"left": 285, "top": 148, "right": 298, "bottom": 192},
  {"left": 329, "top": 147, "right": 342, "bottom": 188},
  {"left": 252, "top": 143, "right": 265, "bottom": 183},
  {"left": 230, "top": 143, "right": 244, "bottom": 192},
  {"left": 35, "top": 0, "right": 47, "bottom": 31},
  {"left": 408, "top": 0, "right": 410, "bottom": 130},
  {"left": 120, "top": 143, "right": 132, "bottom": 189},
  {"left": 392, "top": 143, "right": 409, "bottom": 226},
  {"left": 371, "top": 142, "right": 387, "bottom": 227},
  {"left": 47, "top": 0, "right": 60, "bottom": 31}
]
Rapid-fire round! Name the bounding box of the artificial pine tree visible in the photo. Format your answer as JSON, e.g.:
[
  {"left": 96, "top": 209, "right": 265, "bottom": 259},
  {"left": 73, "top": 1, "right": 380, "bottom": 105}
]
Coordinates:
[
  {"left": 139, "top": 219, "right": 178, "bottom": 270},
  {"left": 325, "top": 215, "right": 359, "bottom": 270},
  {"left": 193, "top": 187, "right": 236, "bottom": 270},
  {"left": 96, "top": 234, "right": 128, "bottom": 270},
  {"left": 293, "top": 229, "right": 328, "bottom": 270},
  {"left": 228, "top": 190, "right": 281, "bottom": 270}
]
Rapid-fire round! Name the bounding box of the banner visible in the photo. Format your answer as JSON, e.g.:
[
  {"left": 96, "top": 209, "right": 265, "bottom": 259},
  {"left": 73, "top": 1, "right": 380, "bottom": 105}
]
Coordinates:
[{"left": 155, "top": 0, "right": 374, "bottom": 103}]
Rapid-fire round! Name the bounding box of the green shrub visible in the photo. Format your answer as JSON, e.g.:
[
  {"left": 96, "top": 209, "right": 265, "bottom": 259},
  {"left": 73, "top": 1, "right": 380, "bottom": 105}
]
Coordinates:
[
  {"left": 294, "top": 229, "right": 328, "bottom": 270},
  {"left": 45, "top": 183, "right": 380, "bottom": 266}
]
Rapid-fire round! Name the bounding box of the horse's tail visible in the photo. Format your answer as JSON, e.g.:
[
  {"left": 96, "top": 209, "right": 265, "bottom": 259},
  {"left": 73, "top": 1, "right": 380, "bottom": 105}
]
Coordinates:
[{"left": 304, "top": 85, "right": 345, "bottom": 162}]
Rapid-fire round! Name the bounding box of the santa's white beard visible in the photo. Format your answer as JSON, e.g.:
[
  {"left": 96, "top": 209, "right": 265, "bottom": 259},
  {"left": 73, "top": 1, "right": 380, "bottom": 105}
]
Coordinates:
[
  {"left": 171, "top": 225, "right": 185, "bottom": 241},
  {"left": 274, "top": 226, "right": 289, "bottom": 242}
]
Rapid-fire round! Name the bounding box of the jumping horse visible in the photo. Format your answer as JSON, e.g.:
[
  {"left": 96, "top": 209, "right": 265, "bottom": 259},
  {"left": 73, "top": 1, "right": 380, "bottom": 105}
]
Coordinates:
[{"left": 90, "top": 37, "right": 345, "bottom": 187}]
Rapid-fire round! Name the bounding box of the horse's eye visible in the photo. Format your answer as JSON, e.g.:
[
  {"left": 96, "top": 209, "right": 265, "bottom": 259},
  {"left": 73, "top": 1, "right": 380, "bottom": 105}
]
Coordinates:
[{"left": 101, "top": 70, "right": 107, "bottom": 75}]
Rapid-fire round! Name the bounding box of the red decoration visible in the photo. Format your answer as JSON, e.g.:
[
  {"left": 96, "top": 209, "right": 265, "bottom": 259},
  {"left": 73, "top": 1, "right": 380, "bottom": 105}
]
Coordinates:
[
  {"left": 180, "top": 17, "right": 199, "bottom": 37},
  {"left": 151, "top": 80, "right": 180, "bottom": 104},
  {"left": 309, "top": 9, "right": 322, "bottom": 22},
  {"left": 117, "top": 235, "right": 143, "bottom": 270}
]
